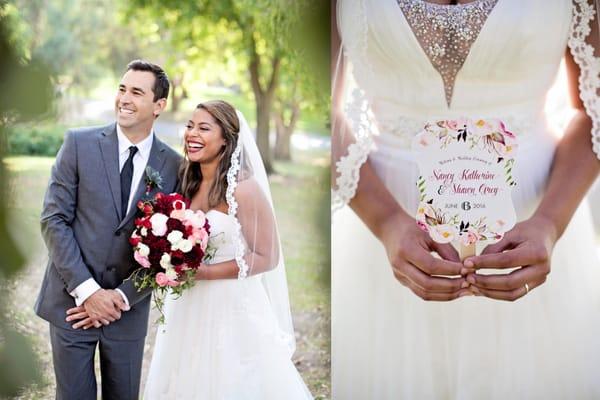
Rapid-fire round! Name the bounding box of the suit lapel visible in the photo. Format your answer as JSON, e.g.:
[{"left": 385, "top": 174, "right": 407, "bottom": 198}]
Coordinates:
[
  {"left": 117, "top": 135, "right": 167, "bottom": 230},
  {"left": 98, "top": 124, "right": 122, "bottom": 221}
]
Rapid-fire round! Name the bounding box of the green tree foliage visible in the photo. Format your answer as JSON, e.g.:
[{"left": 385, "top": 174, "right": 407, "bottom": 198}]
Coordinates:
[
  {"left": 0, "top": 0, "right": 53, "bottom": 396},
  {"left": 8, "top": 0, "right": 142, "bottom": 94},
  {"left": 126, "top": 0, "right": 329, "bottom": 172},
  {"left": 274, "top": 0, "right": 329, "bottom": 160}
]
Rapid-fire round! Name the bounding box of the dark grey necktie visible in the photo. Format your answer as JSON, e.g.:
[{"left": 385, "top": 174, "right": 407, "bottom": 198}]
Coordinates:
[{"left": 120, "top": 146, "right": 138, "bottom": 218}]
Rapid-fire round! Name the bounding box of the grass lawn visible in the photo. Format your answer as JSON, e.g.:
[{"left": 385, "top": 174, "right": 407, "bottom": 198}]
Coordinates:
[{"left": 3, "top": 148, "right": 330, "bottom": 399}]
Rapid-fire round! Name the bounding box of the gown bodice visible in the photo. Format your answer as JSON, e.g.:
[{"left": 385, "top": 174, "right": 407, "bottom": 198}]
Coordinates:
[
  {"left": 204, "top": 209, "right": 238, "bottom": 265},
  {"left": 339, "top": 0, "right": 573, "bottom": 139}
]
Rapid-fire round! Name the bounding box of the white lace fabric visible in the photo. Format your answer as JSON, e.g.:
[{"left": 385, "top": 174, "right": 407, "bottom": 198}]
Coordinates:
[
  {"left": 568, "top": 0, "right": 600, "bottom": 159},
  {"left": 332, "top": 88, "right": 375, "bottom": 212},
  {"left": 225, "top": 135, "right": 248, "bottom": 278}
]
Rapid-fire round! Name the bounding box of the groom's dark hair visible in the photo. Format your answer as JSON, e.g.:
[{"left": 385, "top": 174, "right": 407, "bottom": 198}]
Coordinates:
[{"left": 126, "top": 59, "right": 170, "bottom": 101}]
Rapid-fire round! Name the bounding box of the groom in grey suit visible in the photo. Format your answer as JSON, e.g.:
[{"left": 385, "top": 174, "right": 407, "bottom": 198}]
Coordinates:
[{"left": 35, "top": 60, "right": 182, "bottom": 399}]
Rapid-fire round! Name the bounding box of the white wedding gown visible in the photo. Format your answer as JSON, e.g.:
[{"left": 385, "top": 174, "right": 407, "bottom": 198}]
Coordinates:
[
  {"left": 144, "top": 210, "right": 312, "bottom": 399},
  {"left": 333, "top": 0, "right": 600, "bottom": 399}
]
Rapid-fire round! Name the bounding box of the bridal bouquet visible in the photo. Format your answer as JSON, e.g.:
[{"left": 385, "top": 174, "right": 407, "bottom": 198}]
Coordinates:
[{"left": 129, "top": 192, "right": 213, "bottom": 322}]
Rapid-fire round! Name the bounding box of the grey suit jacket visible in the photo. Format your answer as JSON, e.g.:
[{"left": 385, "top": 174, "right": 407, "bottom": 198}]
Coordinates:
[{"left": 35, "top": 123, "right": 182, "bottom": 340}]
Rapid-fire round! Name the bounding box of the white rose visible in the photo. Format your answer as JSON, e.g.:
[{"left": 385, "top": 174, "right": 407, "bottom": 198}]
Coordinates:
[
  {"left": 429, "top": 224, "right": 458, "bottom": 244},
  {"left": 178, "top": 239, "right": 193, "bottom": 253},
  {"left": 160, "top": 253, "right": 172, "bottom": 270},
  {"left": 165, "top": 267, "right": 178, "bottom": 281},
  {"left": 137, "top": 243, "right": 150, "bottom": 257},
  {"left": 150, "top": 213, "right": 169, "bottom": 237},
  {"left": 167, "top": 230, "right": 184, "bottom": 245},
  {"left": 140, "top": 227, "right": 148, "bottom": 237}
]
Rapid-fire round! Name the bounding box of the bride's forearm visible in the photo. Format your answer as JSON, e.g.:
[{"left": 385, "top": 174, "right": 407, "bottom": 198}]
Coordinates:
[
  {"left": 195, "top": 261, "right": 238, "bottom": 280},
  {"left": 349, "top": 160, "right": 413, "bottom": 241},
  {"left": 195, "top": 252, "right": 275, "bottom": 280},
  {"left": 533, "top": 110, "right": 600, "bottom": 238}
]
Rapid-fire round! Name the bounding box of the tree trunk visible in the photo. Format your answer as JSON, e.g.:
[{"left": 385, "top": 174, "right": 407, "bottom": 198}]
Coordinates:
[
  {"left": 171, "top": 80, "right": 180, "bottom": 112},
  {"left": 170, "top": 73, "right": 186, "bottom": 113},
  {"left": 274, "top": 103, "right": 300, "bottom": 161},
  {"left": 255, "top": 99, "right": 273, "bottom": 172},
  {"left": 248, "top": 37, "right": 281, "bottom": 174}
]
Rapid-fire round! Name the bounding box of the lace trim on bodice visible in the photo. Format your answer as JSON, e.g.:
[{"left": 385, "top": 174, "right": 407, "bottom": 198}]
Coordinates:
[
  {"left": 397, "top": 0, "right": 499, "bottom": 107},
  {"left": 568, "top": 0, "right": 600, "bottom": 159}
]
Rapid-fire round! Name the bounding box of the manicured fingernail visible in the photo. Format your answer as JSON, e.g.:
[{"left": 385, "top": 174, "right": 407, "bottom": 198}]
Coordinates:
[
  {"left": 464, "top": 259, "right": 474, "bottom": 268},
  {"left": 460, "top": 268, "right": 469, "bottom": 276},
  {"left": 467, "top": 275, "right": 476, "bottom": 284},
  {"left": 461, "top": 281, "right": 470, "bottom": 288}
]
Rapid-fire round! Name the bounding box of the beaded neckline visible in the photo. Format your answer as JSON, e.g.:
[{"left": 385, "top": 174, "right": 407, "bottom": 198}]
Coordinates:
[
  {"left": 416, "top": 0, "right": 488, "bottom": 7},
  {"left": 398, "top": 0, "right": 499, "bottom": 107}
]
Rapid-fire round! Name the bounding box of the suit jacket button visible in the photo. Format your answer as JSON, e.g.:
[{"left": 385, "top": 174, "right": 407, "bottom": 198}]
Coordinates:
[{"left": 115, "top": 230, "right": 121, "bottom": 236}]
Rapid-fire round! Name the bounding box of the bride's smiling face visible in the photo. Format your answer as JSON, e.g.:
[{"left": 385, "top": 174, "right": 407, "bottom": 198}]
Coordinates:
[{"left": 184, "top": 108, "right": 227, "bottom": 164}]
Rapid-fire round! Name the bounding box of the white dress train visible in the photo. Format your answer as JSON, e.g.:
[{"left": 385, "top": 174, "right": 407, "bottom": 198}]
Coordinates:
[{"left": 144, "top": 210, "right": 312, "bottom": 400}]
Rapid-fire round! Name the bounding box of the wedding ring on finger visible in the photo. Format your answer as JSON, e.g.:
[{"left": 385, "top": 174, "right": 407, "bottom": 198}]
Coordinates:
[{"left": 524, "top": 283, "right": 530, "bottom": 295}]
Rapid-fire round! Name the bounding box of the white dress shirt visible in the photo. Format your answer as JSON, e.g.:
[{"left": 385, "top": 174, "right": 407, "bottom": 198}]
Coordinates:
[{"left": 69, "top": 125, "right": 154, "bottom": 308}]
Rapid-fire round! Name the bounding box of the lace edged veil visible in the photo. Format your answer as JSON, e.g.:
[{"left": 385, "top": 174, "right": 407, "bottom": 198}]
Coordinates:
[{"left": 226, "top": 110, "right": 296, "bottom": 353}]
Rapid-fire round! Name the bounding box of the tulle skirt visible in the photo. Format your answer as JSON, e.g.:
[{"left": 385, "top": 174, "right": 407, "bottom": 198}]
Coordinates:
[
  {"left": 332, "top": 129, "right": 600, "bottom": 399},
  {"left": 144, "top": 275, "right": 312, "bottom": 400}
]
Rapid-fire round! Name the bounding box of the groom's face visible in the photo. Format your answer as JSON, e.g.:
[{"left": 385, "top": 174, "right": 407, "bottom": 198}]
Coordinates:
[{"left": 115, "top": 70, "right": 165, "bottom": 132}]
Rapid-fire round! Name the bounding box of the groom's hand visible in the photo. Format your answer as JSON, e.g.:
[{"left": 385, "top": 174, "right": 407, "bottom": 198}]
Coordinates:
[
  {"left": 66, "top": 289, "right": 129, "bottom": 329},
  {"left": 463, "top": 216, "right": 557, "bottom": 301},
  {"left": 380, "top": 212, "right": 470, "bottom": 301}
]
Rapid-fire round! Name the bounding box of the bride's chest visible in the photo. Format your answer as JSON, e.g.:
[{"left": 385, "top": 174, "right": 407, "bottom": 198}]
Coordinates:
[{"left": 344, "top": 0, "right": 573, "bottom": 77}]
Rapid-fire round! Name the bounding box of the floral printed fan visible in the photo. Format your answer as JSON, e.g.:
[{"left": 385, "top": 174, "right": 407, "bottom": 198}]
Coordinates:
[{"left": 412, "top": 118, "right": 518, "bottom": 259}]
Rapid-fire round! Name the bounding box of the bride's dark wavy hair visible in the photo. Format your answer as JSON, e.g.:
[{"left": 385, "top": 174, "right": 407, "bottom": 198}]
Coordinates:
[{"left": 179, "top": 100, "right": 240, "bottom": 208}]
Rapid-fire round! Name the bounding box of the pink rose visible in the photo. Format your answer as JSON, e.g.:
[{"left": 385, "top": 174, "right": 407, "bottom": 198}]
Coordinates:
[
  {"left": 200, "top": 232, "right": 209, "bottom": 250},
  {"left": 170, "top": 208, "right": 186, "bottom": 221},
  {"left": 191, "top": 227, "right": 209, "bottom": 245},
  {"left": 169, "top": 200, "right": 188, "bottom": 220},
  {"left": 445, "top": 120, "right": 459, "bottom": 130},
  {"left": 155, "top": 272, "right": 169, "bottom": 287},
  {"left": 150, "top": 213, "right": 169, "bottom": 236},
  {"left": 134, "top": 251, "right": 151, "bottom": 268}
]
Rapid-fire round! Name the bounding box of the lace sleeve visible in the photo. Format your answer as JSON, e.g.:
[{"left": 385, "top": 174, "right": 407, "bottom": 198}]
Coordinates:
[
  {"left": 568, "top": 0, "right": 600, "bottom": 158},
  {"left": 332, "top": 0, "right": 376, "bottom": 212}
]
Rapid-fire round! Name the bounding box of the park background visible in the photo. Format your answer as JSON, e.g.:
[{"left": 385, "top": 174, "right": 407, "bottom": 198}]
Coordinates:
[{"left": 0, "top": 0, "right": 330, "bottom": 399}]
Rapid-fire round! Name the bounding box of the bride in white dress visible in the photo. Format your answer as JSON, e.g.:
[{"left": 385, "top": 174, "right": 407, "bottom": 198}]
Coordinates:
[
  {"left": 143, "top": 101, "right": 312, "bottom": 399},
  {"left": 333, "top": 0, "right": 600, "bottom": 398}
]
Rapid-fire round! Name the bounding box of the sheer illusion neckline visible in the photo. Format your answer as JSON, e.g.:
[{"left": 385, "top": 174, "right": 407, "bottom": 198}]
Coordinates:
[
  {"left": 416, "top": 0, "right": 488, "bottom": 7},
  {"left": 397, "top": 0, "right": 500, "bottom": 107}
]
